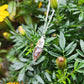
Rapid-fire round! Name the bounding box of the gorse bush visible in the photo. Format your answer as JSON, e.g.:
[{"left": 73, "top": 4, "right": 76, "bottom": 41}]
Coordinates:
[{"left": 0, "top": 0, "right": 84, "bottom": 84}]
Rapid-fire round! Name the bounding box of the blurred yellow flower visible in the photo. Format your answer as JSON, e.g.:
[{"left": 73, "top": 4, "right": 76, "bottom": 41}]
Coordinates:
[
  {"left": 44, "top": 12, "right": 47, "bottom": 15},
  {"left": 7, "top": 82, "right": 19, "bottom": 84},
  {"left": 0, "top": 64, "right": 1, "bottom": 69},
  {"left": 39, "top": 2, "right": 42, "bottom": 8},
  {"left": 18, "top": 26, "right": 26, "bottom": 35},
  {"left": 3, "top": 32, "right": 11, "bottom": 40},
  {"left": 7, "top": 82, "right": 13, "bottom": 84},
  {"left": 13, "top": 82, "right": 19, "bottom": 84},
  {"left": 0, "top": 4, "right": 8, "bottom": 11},
  {"left": 0, "top": 4, "right": 9, "bottom": 22}
]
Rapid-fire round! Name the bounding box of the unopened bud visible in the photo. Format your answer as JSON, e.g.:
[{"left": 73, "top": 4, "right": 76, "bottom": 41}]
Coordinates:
[
  {"left": 18, "top": 26, "right": 26, "bottom": 35},
  {"left": 50, "top": 0, "right": 58, "bottom": 9},
  {"left": 44, "top": 12, "right": 47, "bottom": 15},
  {"left": 56, "top": 56, "right": 67, "bottom": 70},
  {"left": 52, "top": 34, "right": 57, "bottom": 37},
  {"left": 3, "top": 32, "right": 11, "bottom": 40},
  {"left": 31, "top": 44, "right": 34, "bottom": 47}
]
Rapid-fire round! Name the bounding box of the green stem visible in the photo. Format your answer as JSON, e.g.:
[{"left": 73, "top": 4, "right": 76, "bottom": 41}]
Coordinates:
[
  {"left": 63, "top": 50, "right": 65, "bottom": 57},
  {"left": 45, "top": 9, "right": 55, "bottom": 32},
  {"left": 43, "top": 0, "right": 50, "bottom": 35},
  {"left": 57, "top": 70, "right": 76, "bottom": 82},
  {"left": 67, "top": 70, "right": 75, "bottom": 78}
]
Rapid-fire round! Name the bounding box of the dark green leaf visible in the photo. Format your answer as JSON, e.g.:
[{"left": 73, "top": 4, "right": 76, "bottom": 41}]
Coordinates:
[
  {"left": 75, "top": 58, "right": 84, "bottom": 62},
  {"left": 35, "top": 56, "right": 46, "bottom": 65},
  {"left": 46, "top": 37, "right": 56, "bottom": 43},
  {"left": 73, "top": 11, "right": 80, "bottom": 14},
  {"left": 18, "top": 68, "right": 25, "bottom": 82},
  {"left": 53, "top": 44, "right": 62, "bottom": 53},
  {"left": 26, "top": 65, "right": 34, "bottom": 71},
  {"left": 76, "top": 49, "right": 84, "bottom": 57},
  {"left": 65, "top": 42, "right": 74, "bottom": 52},
  {"left": 77, "top": 62, "right": 84, "bottom": 69},
  {"left": 80, "top": 40, "right": 84, "bottom": 53},
  {"left": 79, "top": 12, "right": 83, "bottom": 21},
  {"left": 45, "top": 72, "right": 52, "bottom": 82},
  {"left": 67, "top": 53, "right": 78, "bottom": 62},
  {"left": 65, "top": 43, "right": 77, "bottom": 56},
  {"left": 47, "top": 51, "right": 60, "bottom": 57},
  {"left": 11, "top": 61, "right": 25, "bottom": 70},
  {"left": 59, "top": 32, "right": 66, "bottom": 50},
  {"left": 35, "top": 75, "right": 44, "bottom": 84},
  {"left": 47, "top": 29, "right": 56, "bottom": 34}
]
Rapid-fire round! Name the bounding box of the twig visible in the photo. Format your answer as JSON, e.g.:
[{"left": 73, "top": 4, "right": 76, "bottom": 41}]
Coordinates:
[
  {"left": 43, "top": 0, "right": 50, "bottom": 35},
  {"left": 45, "top": 9, "right": 55, "bottom": 33}
]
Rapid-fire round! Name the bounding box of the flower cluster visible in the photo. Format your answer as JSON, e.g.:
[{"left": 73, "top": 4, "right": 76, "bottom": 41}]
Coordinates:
[{"left": 0, "top": 4, "right": 9, "bottom": 22}]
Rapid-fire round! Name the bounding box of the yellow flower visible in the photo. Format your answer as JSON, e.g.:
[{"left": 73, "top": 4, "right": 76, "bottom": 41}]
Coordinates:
[
  {"left": 0, "top": 4, "right": 9, "bottom": 22},
  {"left": 18, "top": 26, "right": 26, "bottom": 35},
  {"left": 0, "top": 64, "right": 1, "bottom": 69},
  {"left": 3, "top": 32, "right": 11, "bottom": 40},
  {"left": 44, "top": 12, "right": 47, "bottom": 15},
  {"left": 7, "top": 82, "right": 19, "bottom": 84},
  {"left": 38, "top": 2, "right": 42, "bottom": 8},
  {"left": 0, "top": 4, "right": 8, "bottom": 11},
  {"left": 13, "top": 82, "right": 19, "bottom": 84}
]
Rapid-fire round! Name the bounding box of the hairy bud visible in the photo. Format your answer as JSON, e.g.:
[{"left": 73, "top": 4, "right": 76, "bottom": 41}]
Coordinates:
[
  {"left": 56, "top": 56, "right": 67, "bottom": 70},
  {"left": 3, "top": 32, "right": 11, "bottom": 40}
]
